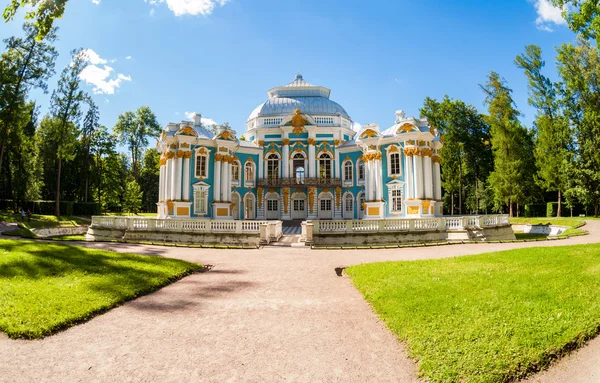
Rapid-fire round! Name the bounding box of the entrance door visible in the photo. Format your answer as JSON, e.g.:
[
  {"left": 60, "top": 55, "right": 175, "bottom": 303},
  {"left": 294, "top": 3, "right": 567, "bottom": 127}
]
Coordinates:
[
  {"left": 266, "top": 198, "right": 280, "bottom": 220},
  {"left": 244, "top": 195, "right": 255, "bottom": 220},
  {"left": 232, "top": 193, "right": 240, "bottom": 220},
  {"left": 292, "top": 198, "right": 307, "bottom": 219},
  {"left": 318, "top": 198, "right": 333, "bottom": 219}
]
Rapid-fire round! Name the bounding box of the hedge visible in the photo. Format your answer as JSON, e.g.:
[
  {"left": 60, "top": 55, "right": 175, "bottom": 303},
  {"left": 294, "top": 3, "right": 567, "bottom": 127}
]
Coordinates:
[
  {"left": 524, "top": 204, "right": 546, "bottom": 218},
  {"left": 0, "top": 200, "right": 100, "bottom": 216}
]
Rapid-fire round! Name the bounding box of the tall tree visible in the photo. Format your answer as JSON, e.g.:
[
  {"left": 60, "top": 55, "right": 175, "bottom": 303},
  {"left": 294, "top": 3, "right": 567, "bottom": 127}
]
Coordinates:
[
  {"left": 139, "top": 148, "right": 160, "bottom": 212},
  {"left": 556, "top": 40, "right": 600, "bottom": 216},
  {"left": 551, "top": 1, "right": 600, "bottom": 44},
  {"left": 114, "top": 106, "right": 161, "bottom": 181},
  {"left": 48, "top": 49, "right": 88, "bottom": 216},
  {"left": 80, "top": 100, "right": 99, "bottom": 202},
  {"left": 0, "top": 23, "right": 57, "bottom": 175},
  {"left": 420, "top": 96, "right": 492, "bottom": 215},
  {"left": 481, "top": 72, "right": 536, "bottom": 216},
  {"left": 515, "top": 44, "right": 572, "bottom": 216},
  {"left": 89, "top": 125, "right": 116, "bottom": 210}
]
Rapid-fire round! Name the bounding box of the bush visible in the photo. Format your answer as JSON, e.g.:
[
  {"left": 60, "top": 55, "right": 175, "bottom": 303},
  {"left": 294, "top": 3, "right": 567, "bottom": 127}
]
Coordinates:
[{"left": 547, "top": 202, "right": 558, "bottom": 217}]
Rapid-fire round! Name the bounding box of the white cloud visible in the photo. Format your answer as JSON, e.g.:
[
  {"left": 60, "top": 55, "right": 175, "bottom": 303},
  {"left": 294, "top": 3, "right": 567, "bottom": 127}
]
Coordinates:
[
  {"left": 91, "top": 0, "right": 101, "bottom": 4},
  {"left": 146, "top": 0, "right": 230, "bottom": 16},
  {"left": 185, "top": 111, "right": 217, "bottom": 126},
  {"left": 126, "top": 55, "right": 133, "bottom": 60},
  {"left": 78, "top": 49, "right": 132, "bottom": 95},
  {"left": 534, "top": 0, "right": 566, "bottom": 32},
  {"left": 351, "top": 121, "right": 362, "bottom": 132}
]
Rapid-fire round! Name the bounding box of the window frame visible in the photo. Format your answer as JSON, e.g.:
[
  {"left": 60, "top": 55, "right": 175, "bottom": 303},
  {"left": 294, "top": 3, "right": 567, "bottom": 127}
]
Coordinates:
[
  {"left": 343, "top": 161, "right": 353, "bottom": 185},
  {"left": 231, "top": 160, "right": 240, "bottom": 185},
  {"left": 244, "top": 161, "right": 256, "bottom": 187},
  {"left": 193, "top": 183, "right": 210, "bottom": 216},
  {"left": 194, "top": 151, "right": 210, "bottom": 179},
  {"left": 357, "top": 159, "right": 365, "bottom": 183}
]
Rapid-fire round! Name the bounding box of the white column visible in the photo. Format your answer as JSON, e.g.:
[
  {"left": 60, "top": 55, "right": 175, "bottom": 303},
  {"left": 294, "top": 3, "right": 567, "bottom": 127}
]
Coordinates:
[
  {"left": 308, "top": 142, "right": 316, "bottom": 178},
  {"left": 170, "top": 156, "right": 177, "bottom": 201},
  {"left": 368, "top": 160, "right": 375, "bottom": 201},
  {"left": 159, "top": 162, "right": 165, "bottom": 201},
  {"left": 226, "top": 160, "right": 232, "bottom": 201},
  {"left": 334, "top": 150, "right": 340, "bottom": 179},
  {"left": 221, "top": 158, "right": 228, "bottom": 202},
  {"left": 414, "top": 152, "right": 424, "bottom": 200},
  {"left": 404, "top": 151, "right": 413, "bottom": 199},
  {"left": 364, "top": 158, "right": 370, "bottom": 202},
  {"left": 258, "top": 154, "right": 264, "bottom": 179},
  {"left": 175, "top": 155, "right": 183, "bottom": 200},
  {"left": 165, "top": 158, "right": 171, "bottom": 201},
  {"left": 424, "top": 154, "right": 433, "bottom": 200},
  {"left": 183, "top": 154, "right": 190, "bottom": 201},
  {"left": 214, "top": 159, "right": 221, "bottom": 202},
  {"left": 434, "top": 159, "right": 442, "bottom": 200},
  {"left": 375, "top": 158, "right": 383, "bottom": 201},
  {"left": 282, "top": 141, "right": 290, "bottom": 178}
]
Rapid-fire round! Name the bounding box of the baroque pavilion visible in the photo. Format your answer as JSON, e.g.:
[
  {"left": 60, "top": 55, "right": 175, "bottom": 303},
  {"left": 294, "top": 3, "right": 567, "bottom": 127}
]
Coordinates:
[{"left": 156, "top": 74, "right": 443, "bottom": 221}]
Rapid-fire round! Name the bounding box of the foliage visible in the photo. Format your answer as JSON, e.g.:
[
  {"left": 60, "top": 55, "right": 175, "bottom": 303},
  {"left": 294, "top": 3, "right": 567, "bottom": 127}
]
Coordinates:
[
  {"left": 515, "top": 45, "right": 572, "bottom": 217},
  {"left": 481, "top": 72, "right": 537, "bottom": 216},
  {"left": 123, "top": 179, "right": 143, "bottom": 213},
  {"left": 114, "top": 106, "right": 161, "bottom": 181},
  {"left": 2, "top": 0, "right": 67, "bottom": 40},
  {"left": 556, "top": 40, "right": 600, "bottom": 216},
  {"left": 551, "top": 1, "right": 600, "bottom": 44},
  {"left": 140, "top": 148, "right": 160, "bottom": 212},
  {"left": 0, "top": 239, "right": 202, "bottom": 339},
  {"left": 346, "top": 243, "right": 600, "bottom": 383}
]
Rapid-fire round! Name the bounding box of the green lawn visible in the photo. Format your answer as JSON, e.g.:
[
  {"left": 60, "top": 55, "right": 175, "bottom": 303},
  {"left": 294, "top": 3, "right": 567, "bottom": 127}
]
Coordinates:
[
  {"left": 102, "top": 212, "right": 157, "bottom": 217},
  {"left": 346, "top": 244, "right": 600, "bottom": 383},
  {"left": 0, "top": 239, "right": 202, "bottom": 339},
  {"left": 509, "top": 217, "right": 586, "bottom": 228}
]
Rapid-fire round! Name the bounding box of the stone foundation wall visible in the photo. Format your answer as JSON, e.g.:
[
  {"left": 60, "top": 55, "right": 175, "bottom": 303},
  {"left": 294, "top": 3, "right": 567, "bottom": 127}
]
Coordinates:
[{"left": 86, "top": 227, "right": 261, "bottom": 246}]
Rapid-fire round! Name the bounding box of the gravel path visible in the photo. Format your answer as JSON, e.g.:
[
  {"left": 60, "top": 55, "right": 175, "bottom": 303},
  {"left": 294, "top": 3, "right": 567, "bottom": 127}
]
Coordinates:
[{"left": 1, "top": 221, "right": 600, "bottom": 382}]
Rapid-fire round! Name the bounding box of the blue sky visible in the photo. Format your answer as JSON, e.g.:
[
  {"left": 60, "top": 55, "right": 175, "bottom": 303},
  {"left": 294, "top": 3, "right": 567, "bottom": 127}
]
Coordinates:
[{"left": 0, "top": 0, "right": 576, "bottom": 135}]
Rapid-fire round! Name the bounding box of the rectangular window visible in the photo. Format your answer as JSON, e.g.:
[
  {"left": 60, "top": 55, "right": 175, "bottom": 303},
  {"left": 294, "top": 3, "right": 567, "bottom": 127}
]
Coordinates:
[
  {"left": 344, "top": 163, "right": 353, "bottom": 182},
  {"left": 345, "top": 198, "right": 353, "bottom": 212},
  {"left": 320, "top": 199, "right": 332, "bottom": 211},
  {"left": 194, "top": 189, "right": 207, "bottom": 215},
  {"left": 391, "top": 189, "right": 402, "bottom": 212},
  {"left": 232, "top": 162, "right": 239, "bottom": 182},
  {"left": 267, "top": 200, "right": 278, "bottom": 211},
  {"left": 390, "top": 153, "right": 401, "bottom": 176},
  {"left": 358, "top": 161, "right": 365, "bottom": 181},
  {"left": 196, "top": 154, "right": 207, "bottom": 178},
  {"left": 294, "top": 200, "right": 305, "bottom": 211}
]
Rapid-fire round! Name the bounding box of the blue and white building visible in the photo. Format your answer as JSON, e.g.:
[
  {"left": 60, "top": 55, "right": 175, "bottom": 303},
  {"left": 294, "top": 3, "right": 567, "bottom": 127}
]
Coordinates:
[{"left": 156, "top": 75, "right": 443, "bottom": 220}]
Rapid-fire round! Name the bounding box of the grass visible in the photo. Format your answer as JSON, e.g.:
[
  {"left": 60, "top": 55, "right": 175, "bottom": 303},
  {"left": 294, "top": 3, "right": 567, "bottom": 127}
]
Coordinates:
[
  {"left": 0, "top": 239, "right": 202, "bottom": 339},
  {"left": 48, "top": 234, "right": 87, "bottom": 241},
  {"left": 509, "top": 217, "right": 586, "bottom": 228},
  {"left": 102, "top": 212, "right": 157, "bottom": 217},
  {"left": 346, "top": 244, "right": 600, "bottom": 383}
]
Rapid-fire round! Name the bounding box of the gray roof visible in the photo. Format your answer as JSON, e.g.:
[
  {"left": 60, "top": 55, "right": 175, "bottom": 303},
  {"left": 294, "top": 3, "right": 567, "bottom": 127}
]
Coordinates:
[{"left": 249, "top": 74, "right": 349, "bottom": 121}]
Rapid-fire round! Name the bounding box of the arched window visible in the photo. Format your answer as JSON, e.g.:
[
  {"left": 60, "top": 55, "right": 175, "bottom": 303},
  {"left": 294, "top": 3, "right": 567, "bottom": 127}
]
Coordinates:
[
  {"left": 293, "top": 153, "right": 305, "bottom": 183},
  {"left": 357, "top": 160, "right": 365, "bottom": 182},
  {"left": 267, "top": 154, "right": 279, "bottom": 180},
  {"left": 232, "top": 161, "right": 240, "bottom": 183},
  {"left": 344, "top": 193, "right": 354, "bottom": 219},
  {"left": 319, "top": 153, "right": 332, "bottom": 179},
  {"left": 343, "top": 161, "right": 353, "bottom": 184},
  {"left": 244, "top": 161, "right": 255, "bottom": 186}
]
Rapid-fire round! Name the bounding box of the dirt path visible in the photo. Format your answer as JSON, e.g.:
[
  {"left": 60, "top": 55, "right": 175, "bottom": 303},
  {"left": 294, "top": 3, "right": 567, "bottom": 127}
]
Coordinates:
[{"left": 1, "top": 222, "right": 600, "bottom": 382}]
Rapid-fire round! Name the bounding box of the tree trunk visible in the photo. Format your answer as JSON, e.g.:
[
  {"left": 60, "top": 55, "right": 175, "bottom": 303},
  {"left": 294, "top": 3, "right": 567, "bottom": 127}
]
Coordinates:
[
  {"left": 557, "top": 190, "right": 562, "bottom": 217},
  {"left": 451, "top": 192, "right": 455, "bottom": 216},
  {"left": 55, "top": 158, "right": 62, "bottom": 216},
  {"left": 509, "top": 200, "right": 513, "bottom": 217},
  {"left": 458, "top": 162, "right": 463, "bottom": 215},
  {"left": 516, "top": 203, "right": 520, "bottom": 218}
]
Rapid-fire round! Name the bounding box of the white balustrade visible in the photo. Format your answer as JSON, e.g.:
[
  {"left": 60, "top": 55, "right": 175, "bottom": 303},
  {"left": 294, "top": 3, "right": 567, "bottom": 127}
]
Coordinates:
[{"left": 91, "top": 216, "right": 271, "bottom": 234}]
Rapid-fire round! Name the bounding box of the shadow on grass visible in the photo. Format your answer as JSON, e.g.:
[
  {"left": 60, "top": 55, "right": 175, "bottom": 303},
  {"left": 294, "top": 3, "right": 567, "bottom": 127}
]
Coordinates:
[{"left": 0, "top": 240, "right": 205, "bottom": 339}]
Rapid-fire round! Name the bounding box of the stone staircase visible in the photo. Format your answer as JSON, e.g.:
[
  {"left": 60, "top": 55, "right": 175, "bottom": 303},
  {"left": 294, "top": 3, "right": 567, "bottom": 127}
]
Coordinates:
[{"left": 267, "top": 220, "right": 306, "bottom": 247}]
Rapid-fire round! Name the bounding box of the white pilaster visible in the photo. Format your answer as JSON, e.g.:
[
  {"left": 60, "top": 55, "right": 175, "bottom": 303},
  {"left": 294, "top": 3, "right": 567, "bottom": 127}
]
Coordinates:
[
  {"left": 183, "top": 154, "right": 190, "bottom": 201},
  {"left": 221, "top": 159, "right": 229, "bottom": 202},
  {"left": 175, "top": 155, "right": 183, "bottom": 200},
  {"left": 258, "top": 153, "right": 264, "bottom": 179},
  {"left": 414, "top": 153, "right": 424, "bottom": 200},
  {"left": 282, "top": 142, "right": 289, "bottom": 178},
  {"left": 424, "top": 155, "right": 433, "bottom": 200},
  {"left": 308, "top": 142, "right": 316, "bottom": 178},
  {"left": 368, "top": 160, "right": 375, "bottom": 201},
  {"left": 226, "top": 160, "right": 232, "bottom": 202},
  {"left": 375, "top": 158, "right": 383, "bottom": 201},
  {"left": 165, "top": 158, "right": 171, "bottom": 201},
  {"left": 404, "top": 151, "right": 414, "bottom": 199},
  {"left": 170, "top": 157, "right": 177, "bottom": 201},
  {"left": 334, "top": 150, "right": 340, "bottom": 179},
  {"left": 434, "top": 160, "right": 442, "bottom": 200},
  {"left": 214, "top": 159, "right": 221, "bottom": 202}
]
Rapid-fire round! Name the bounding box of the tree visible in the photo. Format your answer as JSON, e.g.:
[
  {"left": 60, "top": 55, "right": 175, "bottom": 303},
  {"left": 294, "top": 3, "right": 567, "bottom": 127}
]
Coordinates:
[
  {"left": 3, "top": 0, "right": 67, "bottom": 40},
  {"left": 556, "top": 40, "right": 600, "bottom": 216},
  {"left": 515, "top": 44, "right": 572, "bottom": 216},
  {"left": 0, "top": 23, "right": 57, "bottom": 176},
  {"left": 90, "top": 125, "right": 115, "bottom": 210},
  {"left": 48, "top": 49, "right": 88, "bottom": 216},
  {"left": 114, "top": 106, "right": 161, "bottom": 181},
  {"left": 481, "top": 72, "right": 536, "bottom": 217},
  {"left": 420, "top": 96, "right": 492, "bottom": 215},
  {"left": 123, "top": 179, "right": 143, "bottom": 214},
  {"left": 80, "top": 100, "right": 99, "bottom": 202},
  {"left": 139, "top": 148, "right": 160, "bottom": 212},
  {"left": 551, "top": 1, "right": 600, "bottom": 44}
]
